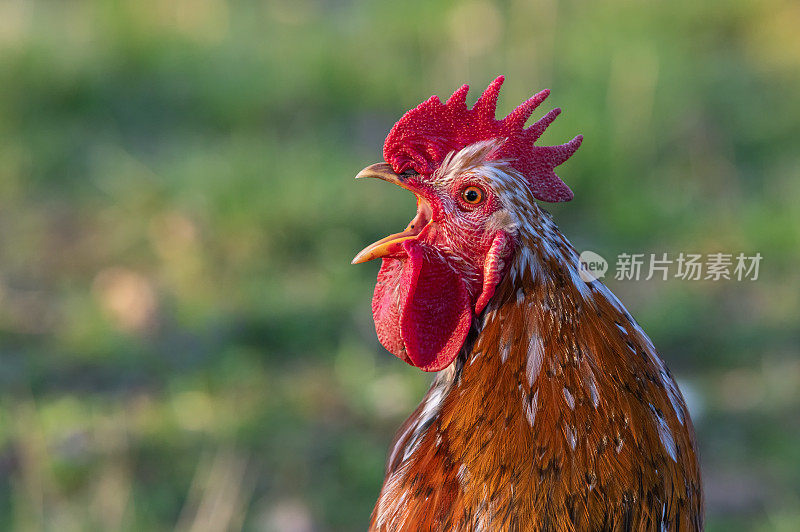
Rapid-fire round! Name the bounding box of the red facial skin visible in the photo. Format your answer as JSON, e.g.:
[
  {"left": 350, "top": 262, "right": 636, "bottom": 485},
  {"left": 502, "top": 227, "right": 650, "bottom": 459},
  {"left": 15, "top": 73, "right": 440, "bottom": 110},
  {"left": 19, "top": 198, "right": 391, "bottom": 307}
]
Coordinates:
[{"left": 371, "top": 174, "right": 513, "bottom": 372}]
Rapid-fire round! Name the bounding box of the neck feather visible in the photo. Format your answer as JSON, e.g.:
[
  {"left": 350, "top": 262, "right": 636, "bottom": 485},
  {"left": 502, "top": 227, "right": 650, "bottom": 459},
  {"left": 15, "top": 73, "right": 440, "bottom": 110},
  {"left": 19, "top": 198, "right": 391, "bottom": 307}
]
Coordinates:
[{"left": 371, "top": 208, "right": 701, "bottom": 530}]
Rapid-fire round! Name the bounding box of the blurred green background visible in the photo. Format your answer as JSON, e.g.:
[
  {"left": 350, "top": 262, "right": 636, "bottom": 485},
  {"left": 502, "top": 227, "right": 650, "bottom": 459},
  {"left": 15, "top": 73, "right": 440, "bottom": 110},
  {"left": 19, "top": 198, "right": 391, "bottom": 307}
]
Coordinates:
[{"left": 0, "top": 0, "right": 798, "bottom": 530}]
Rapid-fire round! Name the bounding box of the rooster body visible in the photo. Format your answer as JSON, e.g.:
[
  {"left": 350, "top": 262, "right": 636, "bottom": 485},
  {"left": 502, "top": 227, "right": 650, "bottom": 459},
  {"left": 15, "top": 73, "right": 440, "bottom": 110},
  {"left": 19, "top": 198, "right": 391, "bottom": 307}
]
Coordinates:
[{"left": 353, "top": 77, "right": 702, "bottom": 531}]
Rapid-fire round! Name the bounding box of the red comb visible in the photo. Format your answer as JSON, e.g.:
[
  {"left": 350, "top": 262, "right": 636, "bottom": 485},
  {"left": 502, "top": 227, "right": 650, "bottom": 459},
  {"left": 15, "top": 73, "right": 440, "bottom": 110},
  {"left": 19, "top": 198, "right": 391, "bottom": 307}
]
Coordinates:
[{"left": 383, "top": 76, "right": 582, "bottom": 202}]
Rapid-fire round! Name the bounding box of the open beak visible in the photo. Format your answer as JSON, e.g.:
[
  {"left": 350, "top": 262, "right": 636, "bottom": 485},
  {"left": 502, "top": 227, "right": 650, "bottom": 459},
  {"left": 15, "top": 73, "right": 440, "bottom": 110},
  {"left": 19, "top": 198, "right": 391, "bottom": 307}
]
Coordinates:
[{"left": 352, "top": 163, "right": 431, "bottom": 265}]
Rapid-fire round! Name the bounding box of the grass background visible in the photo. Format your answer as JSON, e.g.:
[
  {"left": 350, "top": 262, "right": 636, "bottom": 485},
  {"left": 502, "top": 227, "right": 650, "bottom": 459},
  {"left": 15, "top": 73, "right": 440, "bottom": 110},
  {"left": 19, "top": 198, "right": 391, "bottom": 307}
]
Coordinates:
[{"left": 0, "top": 0, "right": 798, "bottom": 530}]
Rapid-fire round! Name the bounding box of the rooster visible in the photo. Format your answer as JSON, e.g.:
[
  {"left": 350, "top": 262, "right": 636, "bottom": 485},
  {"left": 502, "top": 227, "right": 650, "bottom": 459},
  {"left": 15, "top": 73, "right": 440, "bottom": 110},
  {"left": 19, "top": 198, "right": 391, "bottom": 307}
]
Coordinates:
[{"left": 352, "top": 76, "right": 702, "bottom": 531}]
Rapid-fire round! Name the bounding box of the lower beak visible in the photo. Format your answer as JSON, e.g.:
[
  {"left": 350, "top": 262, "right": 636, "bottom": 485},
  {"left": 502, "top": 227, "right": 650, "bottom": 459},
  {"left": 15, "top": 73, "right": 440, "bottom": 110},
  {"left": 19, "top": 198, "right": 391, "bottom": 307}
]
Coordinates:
[{"left": 351, "top": 163, "right": 431, "bottom": 265}]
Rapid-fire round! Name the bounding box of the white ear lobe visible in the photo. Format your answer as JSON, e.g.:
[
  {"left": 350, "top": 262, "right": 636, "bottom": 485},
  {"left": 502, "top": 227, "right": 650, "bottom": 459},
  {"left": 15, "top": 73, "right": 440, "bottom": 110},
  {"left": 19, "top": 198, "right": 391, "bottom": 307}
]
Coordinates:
[{"left": 475, "top": 231, "right": 512, "bottom": 315}]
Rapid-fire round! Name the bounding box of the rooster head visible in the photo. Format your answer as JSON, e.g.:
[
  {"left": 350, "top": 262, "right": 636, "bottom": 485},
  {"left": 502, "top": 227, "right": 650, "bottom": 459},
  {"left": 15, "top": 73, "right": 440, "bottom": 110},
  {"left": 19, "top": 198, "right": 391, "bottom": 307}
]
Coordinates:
[{"left": 353, "top": 76, "right": 582, "bottom": 372}]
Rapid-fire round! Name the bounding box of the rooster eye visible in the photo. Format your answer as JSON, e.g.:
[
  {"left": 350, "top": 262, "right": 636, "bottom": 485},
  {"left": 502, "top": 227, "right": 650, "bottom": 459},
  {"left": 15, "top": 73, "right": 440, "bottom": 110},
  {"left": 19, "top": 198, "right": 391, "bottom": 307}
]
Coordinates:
[{"left": 461, "top": 186, "right": 484, "bottom": 205}]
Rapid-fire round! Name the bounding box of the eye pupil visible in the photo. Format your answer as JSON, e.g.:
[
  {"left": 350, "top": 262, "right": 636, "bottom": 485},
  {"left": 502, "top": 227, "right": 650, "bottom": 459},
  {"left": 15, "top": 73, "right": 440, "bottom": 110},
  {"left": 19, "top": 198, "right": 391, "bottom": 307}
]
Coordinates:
[{"left": 461, "top": 186, "right": 484, "bottom": 205}]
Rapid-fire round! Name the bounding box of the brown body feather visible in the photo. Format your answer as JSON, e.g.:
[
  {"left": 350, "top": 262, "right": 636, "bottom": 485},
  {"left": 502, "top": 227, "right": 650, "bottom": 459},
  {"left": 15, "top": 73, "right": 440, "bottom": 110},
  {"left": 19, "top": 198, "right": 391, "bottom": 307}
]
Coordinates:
[{"left": 369, "top": 210, "right": 703, "bottom": 531}]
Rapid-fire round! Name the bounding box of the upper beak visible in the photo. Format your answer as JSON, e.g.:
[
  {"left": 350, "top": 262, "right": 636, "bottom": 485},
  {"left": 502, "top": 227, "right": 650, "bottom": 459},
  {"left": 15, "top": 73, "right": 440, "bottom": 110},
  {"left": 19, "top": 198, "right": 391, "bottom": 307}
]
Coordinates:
[
  {"left": 351, "top": 163, "right": 430, "bottom": 265},
  {"left": 354, "top": 162, "right": 407, "bottom": 187}
]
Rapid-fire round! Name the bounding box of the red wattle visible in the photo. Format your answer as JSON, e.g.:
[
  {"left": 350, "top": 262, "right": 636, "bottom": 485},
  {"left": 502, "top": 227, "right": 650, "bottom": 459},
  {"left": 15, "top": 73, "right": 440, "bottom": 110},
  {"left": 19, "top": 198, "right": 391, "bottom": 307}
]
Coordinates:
[
  {"left": 371, "top": 240, "right": 472, "bottom": 372},
  {"left": 372, "top": 257, "right": 410, "bottom": 364},
  {"left": 400, "top": 241, "right": 472, "bottom": 371}
]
